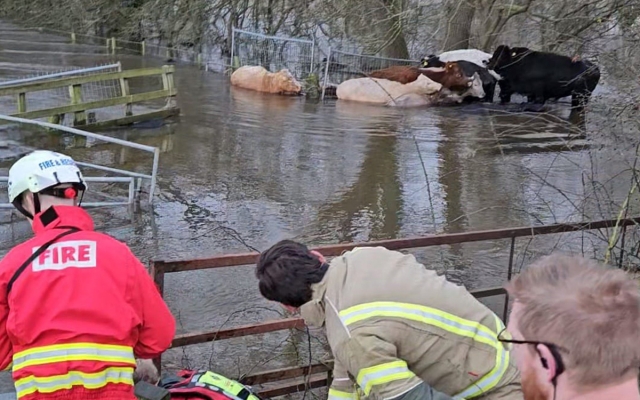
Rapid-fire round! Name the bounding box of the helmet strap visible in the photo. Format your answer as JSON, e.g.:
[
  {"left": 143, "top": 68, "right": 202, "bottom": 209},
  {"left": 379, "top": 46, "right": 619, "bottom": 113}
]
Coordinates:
[
  {"left": 11, "top": 199, "right": 34, "bottom": 220},
  {"left": 33, "top": 192, "right": 41, "bottom": 215}
]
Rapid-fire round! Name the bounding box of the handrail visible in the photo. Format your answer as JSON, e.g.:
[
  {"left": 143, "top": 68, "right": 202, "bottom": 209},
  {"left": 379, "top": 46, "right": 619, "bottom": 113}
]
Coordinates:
[
  {"left": 0, "top": 66, "right": 174, "bottom": 96},
  {"left": 0, "top": 115, "right": 160, "bottom": 204},
  {"left": 0, "top": 63, "right": 122, "bottom": 87},
  {"left": 150, "top": 215, "right": 639, "bottom": 398},
  {"left": 153, "top": 216, "right": 640, "bottom": 273}
]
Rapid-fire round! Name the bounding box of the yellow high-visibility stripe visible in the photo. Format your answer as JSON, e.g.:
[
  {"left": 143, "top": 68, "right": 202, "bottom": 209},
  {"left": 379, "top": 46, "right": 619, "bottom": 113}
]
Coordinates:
[
  {"left": 15, "top": 366, "right": 133, "bottom": 398},
  {"left": 453, "top": 316, "right": 510, "bottom": 399},
  {"left": 339, "top": 302, "right": 497, "bottom": 348},
  {"left": 12, "top": 343, "right": 135, "bottom": 371},
  {"left": 328, "top": 388, "right": 357, "bottom": 400},
  {"left": 339, "top": 302, "right": 510, "bottom": 399},
  {"left": 356, "top": 360, "right": 416, "bottom": 396}
]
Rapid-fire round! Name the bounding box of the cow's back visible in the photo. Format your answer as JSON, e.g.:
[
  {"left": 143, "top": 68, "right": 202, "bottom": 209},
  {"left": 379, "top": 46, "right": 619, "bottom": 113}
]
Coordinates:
[{"left": 506, "top": 53, "right": 592, "bottom": 97}]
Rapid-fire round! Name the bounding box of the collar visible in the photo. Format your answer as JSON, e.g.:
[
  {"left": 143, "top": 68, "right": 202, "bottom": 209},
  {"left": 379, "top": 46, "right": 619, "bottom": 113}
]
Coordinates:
[
  {"left": 299, "top": 273, "right": 329, "bottom": 328},
  {"left": 31, "top": 205, "right": 95, "bottom": 235}
]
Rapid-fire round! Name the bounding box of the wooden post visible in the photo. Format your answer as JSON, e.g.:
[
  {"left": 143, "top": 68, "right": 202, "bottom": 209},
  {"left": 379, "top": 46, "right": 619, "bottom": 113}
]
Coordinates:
[
  {"left": 196, "top": 53, "right": 202, "bottom": 66},
  {"left": 110, "top": 37, "right": 116, "bottom": 54},
  {"left": 47, "top": 114, "right": 63, "bottom": 125},
  {"left": 17, "top": 92, "right": 26, "bottom": 113},
  {"left": 141, "top": 40, "right": 146, "bottom": 56},
  {"left": 120, "top": 77, "right": 133, "bottom": 116},
  {"left": 71, "top": 32, "right": 76, "bottom": 44},
  {"left": 68, "top": 84, "right": 86, "bottom": 126},
  {"left": 161, "top": 65, "right": 175, "bottom": 92},
  {"left": 106, "top": 38, "right": 110, "bottom": 52}
]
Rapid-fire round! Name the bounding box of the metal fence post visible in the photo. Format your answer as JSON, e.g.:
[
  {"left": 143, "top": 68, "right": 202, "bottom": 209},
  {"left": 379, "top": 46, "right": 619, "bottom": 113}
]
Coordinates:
[
  {"left": 230, "top": 26, "right": 236, "bottom": 70},
  {"left": 310, "top": 36, "right": 315, "bottom": 75},
  {"left": 502, "top": 236, "right": 516, "bottom": 323},
  {"left": 321, "top": 47, "right": 331, "bottom": 100},
  {"left": 149, "top": 148, "right": 160, "bottom": 204}
]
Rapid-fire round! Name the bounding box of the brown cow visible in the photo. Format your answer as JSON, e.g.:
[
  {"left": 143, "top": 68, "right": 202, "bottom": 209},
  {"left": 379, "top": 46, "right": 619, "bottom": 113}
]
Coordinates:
[
  {"left": 367, "top": 63, "right": 472, "bottom": 91},
  {"left": 368, "top": 65, "right": 421, "bottom": 84}
]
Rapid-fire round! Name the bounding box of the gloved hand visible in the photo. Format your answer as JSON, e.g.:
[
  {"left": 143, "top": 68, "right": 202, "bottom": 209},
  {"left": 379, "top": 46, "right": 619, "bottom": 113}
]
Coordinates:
[{"left": 133, "top": 359, "right": 160, "bottom": 385}]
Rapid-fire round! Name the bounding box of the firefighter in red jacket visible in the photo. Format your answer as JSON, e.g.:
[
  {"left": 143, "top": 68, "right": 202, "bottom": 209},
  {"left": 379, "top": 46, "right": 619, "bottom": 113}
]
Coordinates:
[{"left": 0, "top": 150, "right": 176, "bottom": 400}]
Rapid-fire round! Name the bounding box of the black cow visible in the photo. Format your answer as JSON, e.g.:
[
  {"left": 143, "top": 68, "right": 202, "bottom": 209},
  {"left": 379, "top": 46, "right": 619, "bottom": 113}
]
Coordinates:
[
  {"left": 421, "top": 55, "right": 497, "bottom": 103},
  {"left": 486, "top": 45, "right": 601, "bottom": 111}
]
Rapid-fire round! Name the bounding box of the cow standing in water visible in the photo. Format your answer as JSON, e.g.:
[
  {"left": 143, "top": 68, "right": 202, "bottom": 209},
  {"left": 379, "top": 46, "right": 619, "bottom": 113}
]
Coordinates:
[
  {"left": 487, "top": 45, "right": 601, "bottom": 112},
  {"left": 421, "top": 55, "right": 499, "bottom": 103}
]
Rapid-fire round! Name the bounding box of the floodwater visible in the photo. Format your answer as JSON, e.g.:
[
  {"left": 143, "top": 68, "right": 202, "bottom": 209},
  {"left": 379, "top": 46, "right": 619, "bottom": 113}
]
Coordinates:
[{"left": 0, "top": 21, "right": 639, "bottom": 393}]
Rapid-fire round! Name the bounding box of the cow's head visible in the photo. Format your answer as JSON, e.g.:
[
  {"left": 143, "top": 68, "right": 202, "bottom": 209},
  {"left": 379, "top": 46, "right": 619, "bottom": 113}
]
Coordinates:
[
  {"left": 440, "top": 62, "right": 474, "bottom": 92},
  {"left": 276, "top": 69, "right": 302, "bottom": 94},
  {"left": 487, "top": 45, "right": 531, "bottom": 70},
  {"left": 421, "top": 55, "right": 445, "bottom": 68}
]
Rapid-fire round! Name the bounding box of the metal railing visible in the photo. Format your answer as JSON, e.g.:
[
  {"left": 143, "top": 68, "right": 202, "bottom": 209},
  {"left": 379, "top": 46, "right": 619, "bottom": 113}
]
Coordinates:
[
  {"left": 0, "top": 63, "right": 122, "bottom": 87},
  {"left": 149, "top": 216, "right": 640, "bottom": 397},
  {"left": 0, "top": 115, "right": 160, "bottom": 205}
]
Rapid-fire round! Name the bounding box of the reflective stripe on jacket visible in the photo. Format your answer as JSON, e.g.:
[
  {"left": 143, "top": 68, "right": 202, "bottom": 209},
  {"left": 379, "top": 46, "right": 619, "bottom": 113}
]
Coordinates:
[
  {"left": 300, "top": 246, "right": 522, "bottom": 400},
  {"left": 0, "top": 205, "right": 176, "bottom": 400}
]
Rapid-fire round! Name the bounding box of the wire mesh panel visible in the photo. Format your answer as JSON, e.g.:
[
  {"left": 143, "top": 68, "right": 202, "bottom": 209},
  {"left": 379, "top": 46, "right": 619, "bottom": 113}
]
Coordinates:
[
  {"left": 321, "top": 48, "right": 420, "bottom": 97},
  {"left": 231, "top": 28, "right": 316, "bottom": 81}
]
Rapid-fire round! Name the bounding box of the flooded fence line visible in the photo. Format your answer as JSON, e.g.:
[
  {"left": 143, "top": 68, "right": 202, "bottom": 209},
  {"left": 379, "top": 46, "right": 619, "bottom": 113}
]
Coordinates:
[
  {"left": 321, "top": 48, "right": 421, "bottom": 99},
  {"left": 13, "top": 25, "right": 425, "bottom": 93},
  {"left": 0, "top": 64, "right": 178, "bottom": 132},
  {"left": 230, "top": 27, "right": 317, "bottom": 81},
  {"left": 149, "top": 216, "right": 640, "bottom": 398}
]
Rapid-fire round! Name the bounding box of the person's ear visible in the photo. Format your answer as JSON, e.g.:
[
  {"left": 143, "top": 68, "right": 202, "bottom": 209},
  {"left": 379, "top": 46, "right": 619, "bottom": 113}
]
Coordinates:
[
  {"left": 536, "top": 344, "right": 558, "bottom": 383},
  {"left": 22, "top": 193, "right": 34, "bottom": 214},
  {"left": 309, "top": 250, "right": 327, "bottom": 264},
  {"left": 281, "top": 304, "right": 299, "bottom": 313}
]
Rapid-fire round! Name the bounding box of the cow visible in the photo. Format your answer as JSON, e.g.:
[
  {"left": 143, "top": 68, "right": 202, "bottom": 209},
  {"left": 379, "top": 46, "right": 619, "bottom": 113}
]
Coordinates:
[
  {"left": 486, "top": 45, "right": 601, "bottom": 111},
  {"left": 384, "top": 73, "right": 485, "bottom": 108},
  {"left": 366, "top": 63, "right": 473, "bottom": 92},
  {"left": 439, "top": 72, "right": 486, "bottom": 104},
  {"left": 230, "top": 65, "right": 302, "bottom": 95},
  {"left": 421, "top": 55, "right": 497, "bottom": 102},
  {"left": 432, "top": 49, "right": 493, "bottom": 68},
  {"left": 336, "top": 74, "right": 442, "bottom": 105},
  {"left": 367, "top": 65, "right": 422, "bottom": 84}
]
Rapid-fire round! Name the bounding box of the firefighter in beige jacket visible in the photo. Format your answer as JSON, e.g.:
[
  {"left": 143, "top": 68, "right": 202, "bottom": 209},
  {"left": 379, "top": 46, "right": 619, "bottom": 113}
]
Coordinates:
[{"left": 256, "top": 241, "right": 522, "bottom": 400}]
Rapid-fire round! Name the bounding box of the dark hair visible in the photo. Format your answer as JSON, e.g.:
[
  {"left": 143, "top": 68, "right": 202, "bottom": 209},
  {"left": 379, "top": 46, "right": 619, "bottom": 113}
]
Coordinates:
[{"left": 255, "top": 240, "right": 329, "bottom": 308}]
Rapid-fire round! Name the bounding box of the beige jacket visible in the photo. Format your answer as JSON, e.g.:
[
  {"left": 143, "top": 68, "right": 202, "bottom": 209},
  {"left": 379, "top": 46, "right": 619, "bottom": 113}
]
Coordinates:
[{"left": 300, "top": 247, "right": 522, "bottom": 400}]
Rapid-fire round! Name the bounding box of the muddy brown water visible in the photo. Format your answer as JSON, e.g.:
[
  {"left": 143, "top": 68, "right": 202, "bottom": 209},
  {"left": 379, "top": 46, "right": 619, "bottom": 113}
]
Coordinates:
[{"left": 0, "top": 21, "right": 639, "bottom": 394}]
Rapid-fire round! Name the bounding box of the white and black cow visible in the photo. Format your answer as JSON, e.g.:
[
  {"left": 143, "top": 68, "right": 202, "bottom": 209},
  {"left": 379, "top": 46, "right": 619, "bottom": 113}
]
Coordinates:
[{"left": 421, "top": 54, "right": 498, "bottom": 103}]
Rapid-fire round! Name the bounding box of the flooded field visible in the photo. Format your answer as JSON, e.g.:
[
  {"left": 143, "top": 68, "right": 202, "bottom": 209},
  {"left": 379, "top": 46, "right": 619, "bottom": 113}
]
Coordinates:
[{"left": 0, "top": 21, "right": 639, "bottom": 394}]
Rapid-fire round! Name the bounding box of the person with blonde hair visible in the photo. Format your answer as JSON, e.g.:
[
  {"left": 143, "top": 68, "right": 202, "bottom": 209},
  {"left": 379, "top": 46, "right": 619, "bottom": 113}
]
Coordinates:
[{"left": 500, "top": 253, "right": 640, "bottom": 400}]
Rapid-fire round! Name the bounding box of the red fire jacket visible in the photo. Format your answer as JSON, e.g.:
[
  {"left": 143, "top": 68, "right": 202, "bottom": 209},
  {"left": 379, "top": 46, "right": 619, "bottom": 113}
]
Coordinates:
[{"left": 0, "top": 205, "right": 176, "bottom": 400}]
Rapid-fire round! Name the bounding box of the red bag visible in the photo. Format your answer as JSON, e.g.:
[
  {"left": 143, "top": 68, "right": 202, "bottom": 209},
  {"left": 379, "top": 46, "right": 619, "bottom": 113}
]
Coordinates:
[{"left": 159, "top": 369, "right": 263, "bottom": 400}]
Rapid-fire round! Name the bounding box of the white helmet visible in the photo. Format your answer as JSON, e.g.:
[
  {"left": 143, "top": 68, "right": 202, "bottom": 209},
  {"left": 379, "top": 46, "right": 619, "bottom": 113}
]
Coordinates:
[{"left": 8, "top": 150, "right": 87, "bottom": 205}]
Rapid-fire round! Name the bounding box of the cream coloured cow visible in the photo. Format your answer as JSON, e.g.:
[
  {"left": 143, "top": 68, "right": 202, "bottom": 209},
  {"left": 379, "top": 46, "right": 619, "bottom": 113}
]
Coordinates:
[
  {"left": 336, "top": 74, "right": 442, "bottom": 105},
  {"left": 230, "top": 66, "right": 302, "bottom": 95}
]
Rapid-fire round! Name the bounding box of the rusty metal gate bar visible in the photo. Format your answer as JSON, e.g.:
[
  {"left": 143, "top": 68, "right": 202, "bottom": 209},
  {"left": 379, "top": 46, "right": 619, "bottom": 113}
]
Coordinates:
[{"left": 150, "top": 216, "right": 640, "bottom": 396}]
